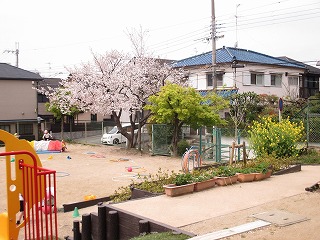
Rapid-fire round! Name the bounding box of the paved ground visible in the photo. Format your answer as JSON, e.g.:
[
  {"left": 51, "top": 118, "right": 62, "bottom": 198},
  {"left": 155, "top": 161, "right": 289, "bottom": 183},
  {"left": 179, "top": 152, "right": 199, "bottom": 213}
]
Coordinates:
[{"left": 109, "top": 165, "right": 320, "bottom": 239}]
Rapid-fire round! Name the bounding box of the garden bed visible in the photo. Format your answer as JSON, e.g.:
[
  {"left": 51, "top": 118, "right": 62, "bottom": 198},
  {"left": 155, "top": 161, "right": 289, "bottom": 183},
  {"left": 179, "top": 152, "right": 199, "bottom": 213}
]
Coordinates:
[{"left": 272, "top": 164, "right": 301, "bottom": 176}]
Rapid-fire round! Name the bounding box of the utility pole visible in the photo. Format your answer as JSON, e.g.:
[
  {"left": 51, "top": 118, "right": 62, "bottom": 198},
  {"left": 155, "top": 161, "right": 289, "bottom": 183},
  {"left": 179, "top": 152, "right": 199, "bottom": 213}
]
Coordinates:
[
  {"left": 211, "top": 0, "right": 217, "bottom": 91},
  {"left": 4, "top": 42, "right": 19, "bottom": 67}
]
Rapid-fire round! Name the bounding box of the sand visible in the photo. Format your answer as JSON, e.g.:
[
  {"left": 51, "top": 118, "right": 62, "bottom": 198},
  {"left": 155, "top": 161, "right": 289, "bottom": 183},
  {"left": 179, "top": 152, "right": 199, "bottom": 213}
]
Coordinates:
[{"left": 1, "top": 143, "right": 320, "bottom": 239}]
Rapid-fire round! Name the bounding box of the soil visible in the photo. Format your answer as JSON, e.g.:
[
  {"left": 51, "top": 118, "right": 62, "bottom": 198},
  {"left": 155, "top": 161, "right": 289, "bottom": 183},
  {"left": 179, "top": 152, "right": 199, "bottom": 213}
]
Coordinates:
[
  {"left": 0, "top": 143, "right": 182, "bottom": 238},
  {"left": 1, "top": 143, "right": 320, "bottom": 239}
]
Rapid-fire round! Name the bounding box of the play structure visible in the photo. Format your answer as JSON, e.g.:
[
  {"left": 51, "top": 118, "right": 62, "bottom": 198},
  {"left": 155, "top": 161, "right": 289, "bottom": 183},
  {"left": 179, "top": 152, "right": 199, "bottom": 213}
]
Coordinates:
[
  {"left": 181, "top": 146, "right": 202, "bottom": 173},
  {"left": 28, "top": 139, "right": 67, "bottom": 153},
  {"left": 0, "top": 130, "right": 58, "bottom": 240}
]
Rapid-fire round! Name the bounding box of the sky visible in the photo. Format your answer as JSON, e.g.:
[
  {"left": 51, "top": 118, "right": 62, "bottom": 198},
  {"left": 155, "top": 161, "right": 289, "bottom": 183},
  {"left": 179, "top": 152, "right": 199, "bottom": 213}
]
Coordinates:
[{"left": 1, "top": 0, "right": 319, "bottom": 78}]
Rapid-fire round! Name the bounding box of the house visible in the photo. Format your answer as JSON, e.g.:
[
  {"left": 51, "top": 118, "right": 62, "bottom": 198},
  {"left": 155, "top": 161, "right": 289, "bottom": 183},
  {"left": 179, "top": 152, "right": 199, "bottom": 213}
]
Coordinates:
[
  {"left": 37, "top": 78, "right": 111, "bottom": 136},
  {"left": 0, "top": 63, "right": 43, "bottom": 140},
  {"left": 173, "top": 46, "right": 319, "bottom": 99},
  {"left": 277, "top": 57, "right": 320, "bottom": 98}
]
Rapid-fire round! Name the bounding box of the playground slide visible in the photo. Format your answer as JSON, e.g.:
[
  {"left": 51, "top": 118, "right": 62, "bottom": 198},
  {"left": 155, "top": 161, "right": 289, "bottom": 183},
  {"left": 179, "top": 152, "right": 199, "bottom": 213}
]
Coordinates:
[{"left": 0, "top": 212, "right": 9, "bottom": 240}]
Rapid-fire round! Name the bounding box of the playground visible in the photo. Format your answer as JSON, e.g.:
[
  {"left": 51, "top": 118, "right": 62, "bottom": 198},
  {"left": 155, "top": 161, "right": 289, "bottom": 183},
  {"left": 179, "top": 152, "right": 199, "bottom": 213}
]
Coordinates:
[
  {"left": 0, "top": 132, "right": 183, "bottom": 238},
  {"left": 1, "top": 131, "right": 320, "bottom": 239}
]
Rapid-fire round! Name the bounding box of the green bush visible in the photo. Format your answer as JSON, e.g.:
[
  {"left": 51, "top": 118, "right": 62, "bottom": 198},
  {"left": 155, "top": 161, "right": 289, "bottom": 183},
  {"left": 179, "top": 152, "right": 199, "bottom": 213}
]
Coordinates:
[
  {"left": 177, "top": 140, "right": 190, "bottom": 156},
  {"left": 130, "top": 232, "right": 190, "bottom": 240},
  {"left": 248, "top": 116, "right": 304, "bottom": 158}
]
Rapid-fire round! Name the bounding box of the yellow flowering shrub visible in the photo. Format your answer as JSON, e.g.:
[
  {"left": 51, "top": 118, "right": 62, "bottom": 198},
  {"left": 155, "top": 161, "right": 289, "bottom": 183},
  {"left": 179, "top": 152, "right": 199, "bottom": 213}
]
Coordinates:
[{"left": 248, "top": 116, "right": 304, "bottom": 158}]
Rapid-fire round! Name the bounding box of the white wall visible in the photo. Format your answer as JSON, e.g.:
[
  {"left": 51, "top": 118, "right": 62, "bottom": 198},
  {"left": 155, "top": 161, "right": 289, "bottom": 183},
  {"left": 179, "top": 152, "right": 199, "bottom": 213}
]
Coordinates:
[{"left": 186, "top": 64, "right": 303, "bottom": 99}]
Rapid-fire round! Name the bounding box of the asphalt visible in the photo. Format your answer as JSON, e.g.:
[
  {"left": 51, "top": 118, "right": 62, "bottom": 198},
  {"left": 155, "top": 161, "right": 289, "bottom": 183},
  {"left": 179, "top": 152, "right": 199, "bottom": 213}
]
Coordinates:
[{"left": 112, "top": 165, "right": 319, "bottom": 229}]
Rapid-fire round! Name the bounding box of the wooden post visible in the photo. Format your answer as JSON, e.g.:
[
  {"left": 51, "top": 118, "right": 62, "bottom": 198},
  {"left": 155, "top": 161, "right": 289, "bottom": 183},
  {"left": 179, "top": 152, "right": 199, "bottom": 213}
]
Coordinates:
[
  {"left": 82, "top": 213, "right": 92, "bottom": 240},
  {"left": 243, "top": 141, "right": 247, "bottom": 166},
  {"left": 73, "top": 220, "right": 81, "bottom": 240},
  {"left": 98, "top": 206, "right": 107, "bottom": 240},
  {"left": 108, "top": 210, "right": 119, "bottom": 239},
  {"left": 229, "top": 142, "right": 235, "bottom": 165},
  {"left": 139, "top": 220, "right": 150, "bottom": 235}
]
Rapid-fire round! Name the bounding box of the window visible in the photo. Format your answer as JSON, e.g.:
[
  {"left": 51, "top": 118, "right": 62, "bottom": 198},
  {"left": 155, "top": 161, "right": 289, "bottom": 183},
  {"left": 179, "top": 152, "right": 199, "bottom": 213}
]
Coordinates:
[
  {"left": 91, "top": 114, "right": 97, "bottom": 122},
  {"left": 37, "top": 93, "right": 49, "bottom": 103},
  {"left": 0, "top": 125, "right": 10, "bottom": 132},
  {"left": 216, "top": 73, "right": 223, "bottom": 87},
  {"left": 271, "top": 74, "right": 282, "bottom": 86},
  {"left": 250, "top": 73, "right": 264, "bottom": 85},
  {"left": 206, "top": 73, "right": 224, "bottom": 87},
  {"left": 206, "top": 73, "right": 213, "bottom": 87},
  {"left": 19, "top": 124, "right": 33, "bottom": 135},
  {"left": 288, "top": 76, "right": 298, "bottom": 86}
]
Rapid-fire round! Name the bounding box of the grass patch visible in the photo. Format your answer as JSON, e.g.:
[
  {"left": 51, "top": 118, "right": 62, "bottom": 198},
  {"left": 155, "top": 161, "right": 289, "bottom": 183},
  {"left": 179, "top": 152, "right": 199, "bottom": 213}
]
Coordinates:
[
  {"left": 297, "top": 148, "right": 320, "bottom": 164},
  {"left": 130, "top": 232, "right": 191, "bottom": 240}
]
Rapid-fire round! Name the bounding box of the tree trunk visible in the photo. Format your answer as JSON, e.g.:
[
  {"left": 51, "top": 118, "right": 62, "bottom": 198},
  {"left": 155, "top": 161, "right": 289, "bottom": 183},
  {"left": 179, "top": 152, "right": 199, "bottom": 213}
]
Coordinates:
[
  {"left": 60, "top": 115, "right": 64, "bottom": 140},
  {"left": 171, "top": 116, "right": 180, "bottom": 157},
  {"left": 111, "top": 110, "right": 135, "bottom": 149}
]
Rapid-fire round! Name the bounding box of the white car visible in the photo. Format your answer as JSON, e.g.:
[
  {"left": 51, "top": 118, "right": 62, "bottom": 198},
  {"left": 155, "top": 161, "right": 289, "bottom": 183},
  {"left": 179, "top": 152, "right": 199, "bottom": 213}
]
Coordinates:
[{"left": 101, "top": 124, "right": 138, "bottom": 145}]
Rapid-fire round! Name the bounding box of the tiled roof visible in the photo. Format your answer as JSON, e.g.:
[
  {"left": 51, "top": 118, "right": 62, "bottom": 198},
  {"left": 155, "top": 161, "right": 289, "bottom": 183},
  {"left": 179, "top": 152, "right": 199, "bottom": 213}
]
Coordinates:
[
  {"left": 173, "top": 46, "right": 305, "bottom": 69},
  {"left": 0, "top": 63, "right": 43, "bottom": 80},
  {"left": 278, "top": 56, "right": 320, "bottom": 75}
]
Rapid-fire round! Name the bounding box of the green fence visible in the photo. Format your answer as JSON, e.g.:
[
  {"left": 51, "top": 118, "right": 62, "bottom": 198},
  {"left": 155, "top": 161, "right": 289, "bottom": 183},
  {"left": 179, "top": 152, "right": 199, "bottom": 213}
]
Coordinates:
[{"left": 292, "top": 98, "right": 320, "bottom": 147}]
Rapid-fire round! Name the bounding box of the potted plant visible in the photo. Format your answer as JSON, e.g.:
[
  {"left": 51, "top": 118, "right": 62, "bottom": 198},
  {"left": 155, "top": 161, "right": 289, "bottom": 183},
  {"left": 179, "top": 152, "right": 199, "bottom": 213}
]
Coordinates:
[
  {"left": 236, "top": 167, "right": 256, "bottom": 182},
  {"left": 163, "top": 173, "right": 195, "bottom": 197},
  {"left": 193, "top": 170, "right": 217, "bottom": 192},
  {"left": 253, "top": 162, "right": 272, "bottom": 181},
  {"left": 215, "top": 166, "right": 238, "bottom": 186}
]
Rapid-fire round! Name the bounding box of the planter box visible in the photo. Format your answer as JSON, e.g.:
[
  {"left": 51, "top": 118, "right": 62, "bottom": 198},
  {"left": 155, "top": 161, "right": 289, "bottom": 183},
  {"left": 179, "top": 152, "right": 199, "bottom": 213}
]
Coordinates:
[
  {"left": 254, "top": 170, "right": 273, "bottom": 181},
  {"left": 253, "top": 172, "right": 266, "bottom": 181},
  {"left": 194, "top": 178, "right": 217, "bottom": 192},
  {"left": 215, "top": 175, "right": 238, "bottom": 186},
  {"left": 237, "top": 173, "right": 255, "bottom": 182},
  {"left": 273, "top": 164, "right": 301, "bottom": 176},
  {"left": 163, "top": 183, "right": 195, "bottom": 197}
]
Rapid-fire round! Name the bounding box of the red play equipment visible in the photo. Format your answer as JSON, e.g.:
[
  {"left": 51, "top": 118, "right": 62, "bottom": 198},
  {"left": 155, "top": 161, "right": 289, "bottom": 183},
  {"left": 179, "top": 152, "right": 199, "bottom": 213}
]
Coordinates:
[{"left": 0, "top": 130, "right": 58, "bottom": 240}]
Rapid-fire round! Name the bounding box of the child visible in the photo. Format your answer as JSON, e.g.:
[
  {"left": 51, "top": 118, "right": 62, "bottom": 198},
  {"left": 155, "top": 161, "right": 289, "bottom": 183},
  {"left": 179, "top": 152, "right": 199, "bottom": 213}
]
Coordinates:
[
  {"left": 42, "top": 130, "right": 52, "bottom": 141},
  {"left": 16, "top": 193, "right": 24, "bottom": 225}
]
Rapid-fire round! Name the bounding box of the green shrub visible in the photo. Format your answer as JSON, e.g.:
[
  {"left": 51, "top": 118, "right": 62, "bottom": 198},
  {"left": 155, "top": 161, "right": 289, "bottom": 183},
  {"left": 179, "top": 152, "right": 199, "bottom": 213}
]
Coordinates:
[
  {"left": 215, "top": 165, "right": 237, "bottom": 177},
  {"left": 130, "top": 232, "right": 191, "bottom": 240},
  {"left": 248, "top": 116, "right": 304, "bottom": 158},
  {"left": 177, "top": 140, "right": 191, "bottom": 156},
  {"left": 174, "top": 173, "right": 194, "bottom": 186}
]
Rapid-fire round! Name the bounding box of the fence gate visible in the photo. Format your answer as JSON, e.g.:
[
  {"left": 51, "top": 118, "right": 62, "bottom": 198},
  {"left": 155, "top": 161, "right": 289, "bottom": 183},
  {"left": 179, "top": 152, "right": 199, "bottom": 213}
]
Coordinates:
[{"left": 151, "top": 124, "right": 171, "bottom": 156}]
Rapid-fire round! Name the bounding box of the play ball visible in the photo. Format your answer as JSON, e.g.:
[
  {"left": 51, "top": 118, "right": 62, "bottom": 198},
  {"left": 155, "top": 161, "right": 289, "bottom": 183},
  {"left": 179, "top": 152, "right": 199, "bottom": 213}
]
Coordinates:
[{"left": 127, "top": 167, "right": 132, "bottom": 172}]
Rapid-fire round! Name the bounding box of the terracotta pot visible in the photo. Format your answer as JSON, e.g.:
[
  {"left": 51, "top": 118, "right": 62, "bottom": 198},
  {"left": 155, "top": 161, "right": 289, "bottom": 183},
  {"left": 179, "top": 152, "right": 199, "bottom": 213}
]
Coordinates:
[
  {"left": 194, "top": 178, "right": 217, "bottom": 192},
  {"left": 254, "top": 172, "right": 266, "bottom": 181},
  {"left": 237, "top": 173, "right": 255, "bottom": 182},
  {"left": 265, "top": 170, "right": 272, "bottom": 178},
  {"left": 215, "top": 175, "right": 238, "bottom": 186},
  {"left": 163, "top": 183, "right": 195, "bottom": 197}
]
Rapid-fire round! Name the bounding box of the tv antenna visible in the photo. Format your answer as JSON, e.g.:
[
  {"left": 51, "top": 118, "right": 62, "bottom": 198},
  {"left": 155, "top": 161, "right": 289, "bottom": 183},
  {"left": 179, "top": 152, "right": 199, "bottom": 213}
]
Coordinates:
[
  {"left": 3, "top": 42, "right": 19, "bottom": 67},
  {"left": 235, "top": 4, "right": 240, "bottom": 48}
]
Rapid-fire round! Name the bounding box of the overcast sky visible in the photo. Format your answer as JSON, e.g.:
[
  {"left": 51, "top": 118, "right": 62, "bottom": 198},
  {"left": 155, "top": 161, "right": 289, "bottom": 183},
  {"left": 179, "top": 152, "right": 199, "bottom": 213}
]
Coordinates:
[{"left": 1, "top": 0, "right": 319, "bottom": 77}]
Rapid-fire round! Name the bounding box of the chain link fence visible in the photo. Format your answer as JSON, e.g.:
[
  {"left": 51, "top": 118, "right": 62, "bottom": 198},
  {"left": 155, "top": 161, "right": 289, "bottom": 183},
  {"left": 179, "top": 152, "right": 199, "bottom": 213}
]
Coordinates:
[{"left": 292, "top": 98, "right": 320, "bottom": 147}]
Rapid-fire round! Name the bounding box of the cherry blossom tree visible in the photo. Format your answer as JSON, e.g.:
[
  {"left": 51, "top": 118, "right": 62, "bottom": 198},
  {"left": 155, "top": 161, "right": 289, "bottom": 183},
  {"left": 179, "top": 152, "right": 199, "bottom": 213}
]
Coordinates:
[
  {"left": 58, "top": 49, "right": 187, "bottom": 148},
  {"left": 36, "top": 80, "right": 80, "bottom": 139}
]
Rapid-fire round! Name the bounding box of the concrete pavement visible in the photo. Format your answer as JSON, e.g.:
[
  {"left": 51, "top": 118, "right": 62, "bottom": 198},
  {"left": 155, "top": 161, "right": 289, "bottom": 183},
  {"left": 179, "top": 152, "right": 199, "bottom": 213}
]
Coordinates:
[{"left": 113, "top": 165, "right": 320, "bottom": 228}]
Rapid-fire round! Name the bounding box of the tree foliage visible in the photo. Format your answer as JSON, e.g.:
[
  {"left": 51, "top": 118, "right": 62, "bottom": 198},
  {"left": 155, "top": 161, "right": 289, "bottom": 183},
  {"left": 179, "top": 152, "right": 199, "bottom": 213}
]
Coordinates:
[
  {"left": 52, "top": 50, "right": 187, "bottom": 148},
  {"left": 228, "top": 92, "right": 260, "bottom": 139},
  {"left": 145, "top": 83, "right": 228, "bottom": 156}
]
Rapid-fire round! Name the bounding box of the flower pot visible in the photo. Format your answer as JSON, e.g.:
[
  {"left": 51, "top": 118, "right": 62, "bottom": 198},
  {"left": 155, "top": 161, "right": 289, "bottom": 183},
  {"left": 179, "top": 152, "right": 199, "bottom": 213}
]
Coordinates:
[
  {"left": 215, "top": 175, "right": 238, "bottom": 186},
  {"left": 163, "top": 183, "right": 195, "bottom": 197},
  {"left": 236, "top": 173, "right": 255, "bottom": 182},
  {"left": 265, "top": 170, "right": 272, "bottom": 178},
  {"left": 194, "top": 178, "right": 217, "bottom": 192},
  {"left": 254, "top": 172, "right": 266, "bottom": 181}
]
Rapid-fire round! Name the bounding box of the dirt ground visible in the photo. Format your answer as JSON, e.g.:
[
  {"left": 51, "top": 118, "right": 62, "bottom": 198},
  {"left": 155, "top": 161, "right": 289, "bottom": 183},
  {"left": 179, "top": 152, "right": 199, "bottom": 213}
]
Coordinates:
[
  {"left": 1, "top": 143, "right": 320, "bottom": 239},
  {"left": 0, "top": 143, "right": 183, "bottom": 238}
]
